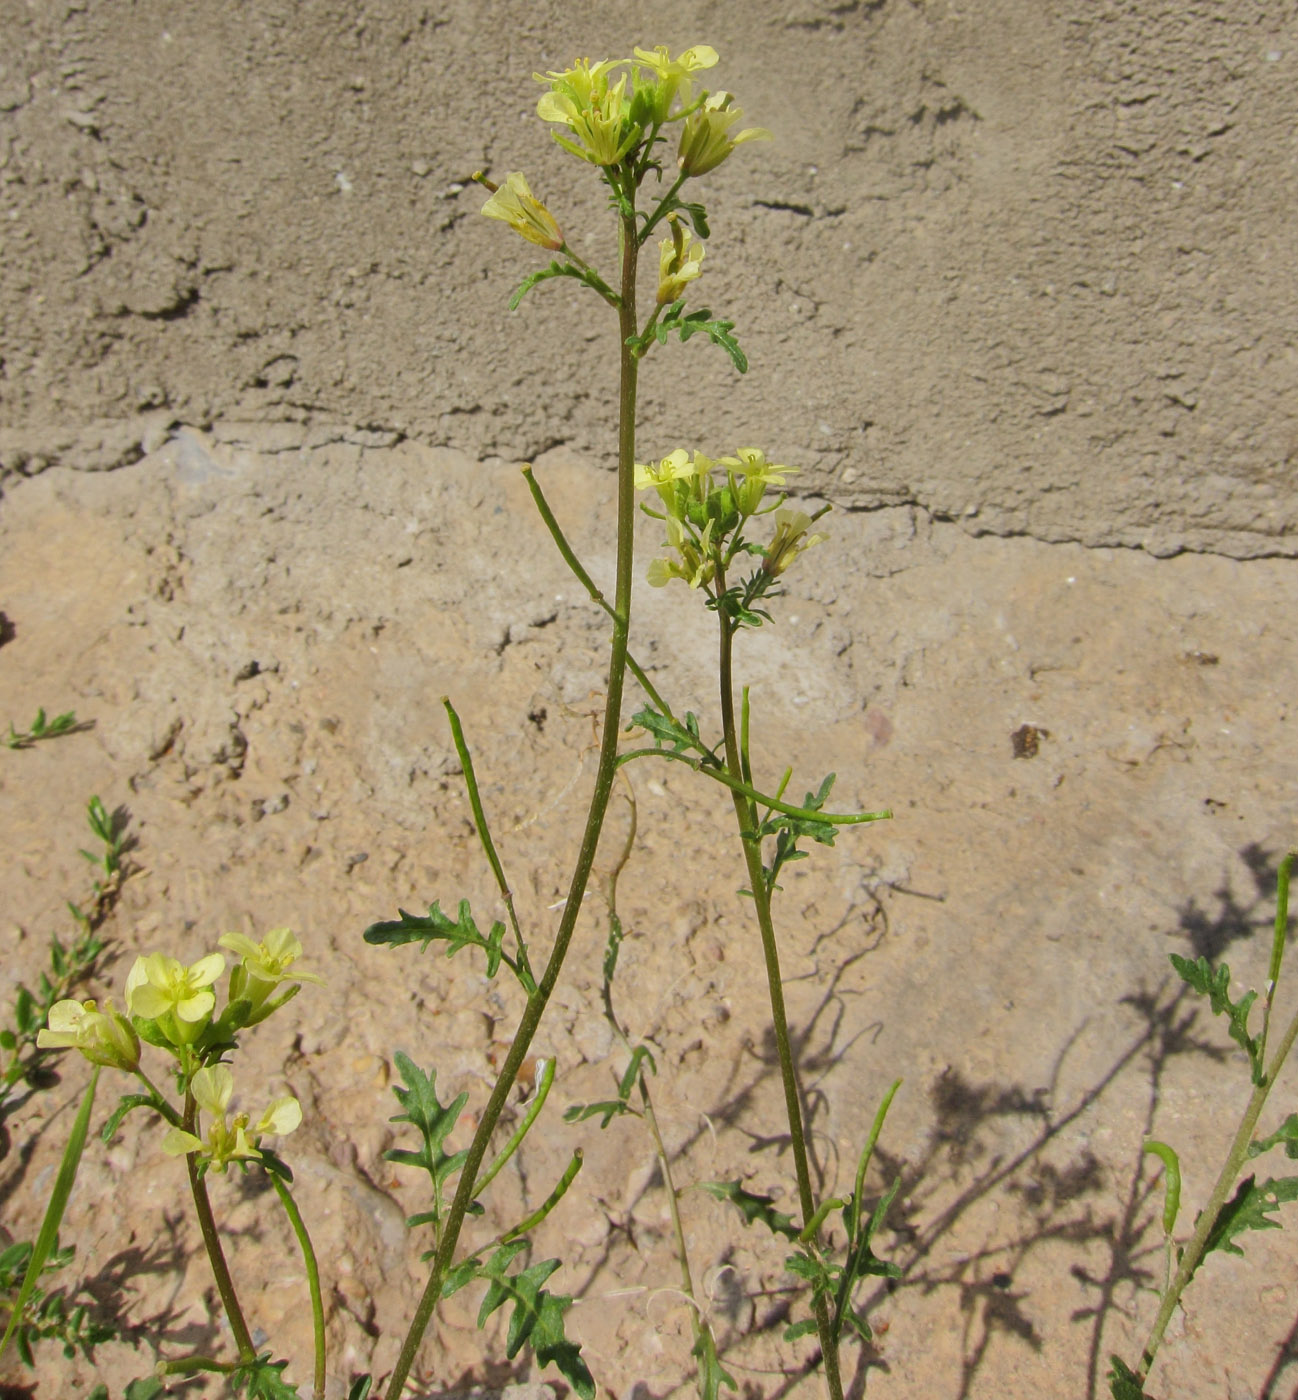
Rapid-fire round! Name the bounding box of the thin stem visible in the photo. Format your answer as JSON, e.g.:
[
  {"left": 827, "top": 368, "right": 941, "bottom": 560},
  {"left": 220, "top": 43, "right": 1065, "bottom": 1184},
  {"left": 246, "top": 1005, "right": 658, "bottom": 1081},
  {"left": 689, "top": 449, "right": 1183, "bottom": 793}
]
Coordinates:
[
  {"left": 1139, "top": 998, "right": 1298, "bottom": 1382},
  {"left": 443, "top": 698, "right": 535, "bottom": 992},
  {"left": 618, "top": 746, "right": 892, "bottom": 825},
  {"left": 713, "top": 569, "right": 843, "bottom": 1400},
  {"left": 382, "top": 184, "right": 643, "bottom": 1400},
  {"left": 521, "top": 465, "right": 675, "bottom": 720},
  {"left": 1258, "top": 853, "right": 1294, "bottom": 1067},
  {"left": 268, "top": 1174, "right": 326, "bottom": 1400},
  {"left": 599, "top": 776, "right": 715, "bottom": 1373},
  {"left": 182, "top": 1091, "right": 256, "bottom": 1364},
  {"left": 133, "top": 1066, "right": 183, "bottom": 1126},
  {"left": 639, "top": 172, "right": 689, "bottom": 243},
  {"left": 475, "top": 1056, "right": 556, "bottom": 1196}
]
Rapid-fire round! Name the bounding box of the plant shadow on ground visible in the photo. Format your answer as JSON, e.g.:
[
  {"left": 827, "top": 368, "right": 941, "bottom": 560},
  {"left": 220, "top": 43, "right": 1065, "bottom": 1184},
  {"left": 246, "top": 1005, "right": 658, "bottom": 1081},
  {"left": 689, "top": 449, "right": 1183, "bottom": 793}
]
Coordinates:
[
  {"left": 586, "top": 845, "right": 1290, "bottom": 1400},
  {"left": 844, "top": 841, "right": 1289, "bottom": 1400}
]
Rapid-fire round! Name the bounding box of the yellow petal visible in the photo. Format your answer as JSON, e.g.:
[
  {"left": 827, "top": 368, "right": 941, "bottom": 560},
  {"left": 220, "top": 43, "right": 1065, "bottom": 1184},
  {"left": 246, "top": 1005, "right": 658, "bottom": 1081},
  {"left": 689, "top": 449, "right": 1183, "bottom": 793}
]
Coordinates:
[
  {"left": 162, "top": 1126, "right": 204, "bottom": 1157},
  {"left": 258, "top": 1096, "right": 303, "bottom": 1137},
  {"left": 191, "top": 1064, "right": 234, "bottom": 1116}
]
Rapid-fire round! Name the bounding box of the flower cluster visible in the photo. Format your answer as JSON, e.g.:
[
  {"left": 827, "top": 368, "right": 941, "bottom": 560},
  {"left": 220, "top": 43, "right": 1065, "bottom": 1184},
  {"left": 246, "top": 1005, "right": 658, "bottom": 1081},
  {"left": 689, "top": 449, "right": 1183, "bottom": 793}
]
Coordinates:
[
  {"left": 162, "top": 1064, "right": 301, "bottom": 1173},
  {"left": 637, "top": 447, "right": 829, "bottom": 601},
  {"left": 477, "top": 45, "right": 768, "bottom": 248},
  {"left": 37, "top": 927, "right": 316, "bottom": 1168}
]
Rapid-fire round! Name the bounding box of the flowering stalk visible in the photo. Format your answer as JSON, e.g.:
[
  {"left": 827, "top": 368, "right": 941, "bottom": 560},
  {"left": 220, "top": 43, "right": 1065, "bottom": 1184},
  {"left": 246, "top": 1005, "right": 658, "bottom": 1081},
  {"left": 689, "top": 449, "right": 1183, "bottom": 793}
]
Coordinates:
[
  {"left": 713, "top": 561, "right": 844, "bottom": 1400},
  {"left": 382, "top": 167, "right": 644, "bottom": 1400}
]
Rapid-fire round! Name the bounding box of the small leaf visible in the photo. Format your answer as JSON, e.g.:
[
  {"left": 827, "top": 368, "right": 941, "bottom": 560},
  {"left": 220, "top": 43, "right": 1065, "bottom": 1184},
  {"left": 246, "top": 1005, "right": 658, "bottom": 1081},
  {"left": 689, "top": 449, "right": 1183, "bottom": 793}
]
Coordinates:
[
  {"left": 1250, "top": 1113, "right": 1298, "bottom": 1160},
  {"left": 699, "top": 1180, "right": 799, "bottom": 1240},
  {"left": 384, "top": 1052, "right": 469, "bottom": 1199},
  {"left": 1170, "top": 953, "right": 1263, "bottom": 1082},
  {"left": 657, "top": 305, "right": 748, "bottom": 373},
  {"left": 232, "top": 1353, "right": 300, "bottom": 1399},
  {"left": 124, "top": 1381, "right": 166, "bottom": 1400},
  {"left": 101, "top": 1094, "right": 158, "bottom": 1146},
  {"left": 1202, "top": 1174, "right": 1298, "bottom": 1262},
  {"left": 629, "top": 705, "right": 715, "bottom": 761},
  {"left": 783, "top": 1317, "right": 820, "bottom": 1343},
  {"left": 475, "top": 1244, "right": 595, "bottom": 1398},
  {"left": 1107, "top": 1355, "right": 1151, "bottom": 1400},
  {"left": 691, "top": 1324, "right": 736, "bottom": 1400},
  {"left": 508, "top": 260, "right": 616, "bottom": 312},
  {"left": 442, "top": 1257, "right": 482, "bottom": 1299},
  {"left": 345, "top": 1377, "right": 372, "bottom": 1400},
  {"left": 563, "top": 1099, "right": 636, "bottom": 1128},
  {"left": 365, "top": 901, "right": 509, "bottom": 980}
]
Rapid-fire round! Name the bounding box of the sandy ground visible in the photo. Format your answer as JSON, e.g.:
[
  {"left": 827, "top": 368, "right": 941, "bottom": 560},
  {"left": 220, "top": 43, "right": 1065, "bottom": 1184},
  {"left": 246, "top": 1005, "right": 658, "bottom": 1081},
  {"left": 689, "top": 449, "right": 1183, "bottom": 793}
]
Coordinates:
[{"left": 0, "top": 428, "right": 1295, "bottom": 1399}]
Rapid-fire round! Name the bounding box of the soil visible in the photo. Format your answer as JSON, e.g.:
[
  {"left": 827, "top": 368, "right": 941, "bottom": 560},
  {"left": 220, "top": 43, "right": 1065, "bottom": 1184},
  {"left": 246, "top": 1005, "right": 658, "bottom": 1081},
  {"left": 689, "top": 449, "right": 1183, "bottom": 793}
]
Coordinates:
[{"left": 1, "top": 5, "right": 1296, "bottom": 1400}]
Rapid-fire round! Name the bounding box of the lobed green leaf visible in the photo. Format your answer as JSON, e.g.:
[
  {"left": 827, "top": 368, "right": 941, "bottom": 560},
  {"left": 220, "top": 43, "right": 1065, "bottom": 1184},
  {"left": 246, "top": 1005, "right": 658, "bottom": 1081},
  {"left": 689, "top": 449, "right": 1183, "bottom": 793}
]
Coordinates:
[
  {"left": 700, "top": 1179, "right": 800, "bottom": 1240},
  {"left": 1251, "top": 1113, "right": 1298, "bottom": 1160},
  {"left": 475, "top": 1244, "right": 595, "bottom": 1399},
  {"left": 365, "top": 900, "right": 510, "bottom": 981},
  {"left": 1170, "top": 953, "right": 1264, "bottom": 1082},
  {"left": 1202, "top": 1173, "right": 1298, "bottom": 1262}
]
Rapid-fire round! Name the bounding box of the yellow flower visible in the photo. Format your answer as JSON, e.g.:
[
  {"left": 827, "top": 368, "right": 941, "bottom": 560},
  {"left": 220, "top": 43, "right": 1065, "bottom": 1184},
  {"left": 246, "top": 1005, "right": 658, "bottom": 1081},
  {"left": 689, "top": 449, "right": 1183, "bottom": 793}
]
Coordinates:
[
  {"left": 36, "top": 997, "right": 139, "bottom": 1071},
  {"left": 480, "top": 172, "right": 564, "bottom": 250},
  {"left": 632, "top": 45, "right": 719, "bottom": 81},
  {"left": 763, "top": 508, "right": 830, "bottom": 577},
  {"left": 630, "top": 45, "right": 719, "bottom": 124},
  {"left": 162, "top": 1064, "right": 302, "bottom": 1172},
  {"left": 634, "top": 447, "right": 697, "bottom": 491},
  {"left": 656, "top": 215, "right": 705, "bottom": 306},
  {"left": 126, "top": 952, "right": 225, "bottom": 1044},
  {"left": 719, "top": 447, "right": 799, "bottom": 514},
  {"left": 678, "top": 92, "right": 771, "bottom": 176},
  {"left": 219, "top": 926, "right": 323, "bottom": 1025},
  {"left": 635, "top": 448, "right": 712, "bottom": 517},
  {"left": 552, "top": 74, "right": 641, "bottom": 167},
  {"left": 534, "top": 59, "right": 641, "bottom": 167},
  {"left": 534, "top": 57, "right": 626, "bottom": 114}
]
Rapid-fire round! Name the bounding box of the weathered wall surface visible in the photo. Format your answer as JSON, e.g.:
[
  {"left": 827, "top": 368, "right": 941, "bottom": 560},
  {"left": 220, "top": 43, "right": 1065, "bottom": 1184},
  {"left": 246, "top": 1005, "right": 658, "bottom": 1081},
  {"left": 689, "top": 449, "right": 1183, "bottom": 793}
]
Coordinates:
[{"left": 1, "top": 0, "right": 1295, "bottom": 556}]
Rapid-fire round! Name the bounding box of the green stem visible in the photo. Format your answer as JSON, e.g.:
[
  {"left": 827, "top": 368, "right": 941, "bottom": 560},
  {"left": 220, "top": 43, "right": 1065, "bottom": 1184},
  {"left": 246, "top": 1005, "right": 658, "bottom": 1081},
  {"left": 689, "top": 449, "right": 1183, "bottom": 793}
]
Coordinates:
[
  {"left": 268, "top": 1174, "right": 326, "bottom": 1400},
  {"left": 133, "top": 1066, "right": 183, "bottom": 1127},
  {"left": 475, "top": 1055, "right": 556, "bottom": 1197},
  {"left": 158, "top": 1354, "right": 239, "bottom": 1377},
  {"left": 618, "top": 746, "right": 892, "bottom": 825},
  {"left": 713, "top": 578, "right": 843, "bottom": 1400},
  {"left": 639, "top": 172, "right": 689, "bottom": 243},
  {"left": 521, "top": 465, "right": 674, "bottom": 720},
  {"left": 183, "top": 1091, "right": 256, "bottom": 1365},
  {"left": 382, "top": 185, "right": 643, "bottom": 1400},
  {"left": 443, "top": 697, "right": 535, "bottom": 992},
  {"left": 1139, "top": 998, "right": 1298, "bottom": 1383}
]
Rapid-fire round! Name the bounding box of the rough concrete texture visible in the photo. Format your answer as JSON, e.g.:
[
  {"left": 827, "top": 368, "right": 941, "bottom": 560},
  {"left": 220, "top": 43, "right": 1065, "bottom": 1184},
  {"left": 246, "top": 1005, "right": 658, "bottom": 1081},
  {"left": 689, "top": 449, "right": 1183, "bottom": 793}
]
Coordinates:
[{"left": 1, "top": 1, "right": 1295, "bottom": 554}]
